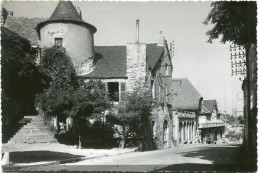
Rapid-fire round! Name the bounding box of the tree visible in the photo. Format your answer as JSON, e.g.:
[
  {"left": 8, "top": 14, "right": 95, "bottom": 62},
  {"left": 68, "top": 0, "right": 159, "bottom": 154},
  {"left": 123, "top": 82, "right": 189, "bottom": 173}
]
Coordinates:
[
  {"left": 1, "top": 27, "right": 45, "bottom": 142},
  {"left": 204, "top": 3, "right": 257, "bottom": 165},
  {"left": 37, "top": 47, "right": 111, "bottom": 148},
  {"left": 204, "top": 1, "right": 256, "bottom": 46},
  {"left": 107, "top": 81, "right": 156, "bottom": 151},
  {"left": 39, "top": 47, "right": 78, "bottom": 90}
]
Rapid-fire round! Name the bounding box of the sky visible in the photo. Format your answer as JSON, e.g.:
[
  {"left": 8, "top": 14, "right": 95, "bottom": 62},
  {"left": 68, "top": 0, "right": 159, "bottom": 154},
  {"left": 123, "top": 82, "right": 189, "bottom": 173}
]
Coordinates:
[{"left": 3, "top": 1, "right": 244, "bottom": 115}]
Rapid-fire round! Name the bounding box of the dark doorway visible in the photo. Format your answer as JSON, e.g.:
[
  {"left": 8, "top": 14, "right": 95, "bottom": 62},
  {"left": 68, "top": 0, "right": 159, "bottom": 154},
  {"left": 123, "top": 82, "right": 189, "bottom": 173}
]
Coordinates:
[{"left": 163, "top": 120, "right": 169, "bottom": 148}]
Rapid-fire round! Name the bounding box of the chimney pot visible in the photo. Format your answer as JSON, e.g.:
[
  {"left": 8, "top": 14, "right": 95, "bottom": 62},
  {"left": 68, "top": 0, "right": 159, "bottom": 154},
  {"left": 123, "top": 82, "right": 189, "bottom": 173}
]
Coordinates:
[
  {"left": 136, "top": 19, "right": 139, "bottom": 43},
  {"left": 158, "top": 30, "right": 165, "bottom": 46}
]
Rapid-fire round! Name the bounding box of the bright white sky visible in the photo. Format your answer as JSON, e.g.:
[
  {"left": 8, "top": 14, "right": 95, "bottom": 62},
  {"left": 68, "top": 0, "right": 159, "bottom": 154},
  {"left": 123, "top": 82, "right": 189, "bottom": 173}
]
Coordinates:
[{"left": 3, "top": 1, "right": 244, "bottom": 115}]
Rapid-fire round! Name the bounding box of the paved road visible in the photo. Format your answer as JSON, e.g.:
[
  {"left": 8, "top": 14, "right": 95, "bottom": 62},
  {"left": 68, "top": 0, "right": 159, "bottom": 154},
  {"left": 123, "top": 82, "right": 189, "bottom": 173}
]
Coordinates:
[{"left": 4, "top": 144, "right": 252, "bottom": 172}]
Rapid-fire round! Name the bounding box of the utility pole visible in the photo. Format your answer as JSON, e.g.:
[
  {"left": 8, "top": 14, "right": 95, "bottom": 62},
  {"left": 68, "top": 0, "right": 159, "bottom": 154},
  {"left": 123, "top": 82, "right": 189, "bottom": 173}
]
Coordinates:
[
  {"left": 245, "top": 45, "right": 251, "bottom": 156},
  {"left": 230, "top": 44, "right": 250, "bottom": 145},
  {"left": 230, "top": 44, "right": 252, "bottom": 161}
]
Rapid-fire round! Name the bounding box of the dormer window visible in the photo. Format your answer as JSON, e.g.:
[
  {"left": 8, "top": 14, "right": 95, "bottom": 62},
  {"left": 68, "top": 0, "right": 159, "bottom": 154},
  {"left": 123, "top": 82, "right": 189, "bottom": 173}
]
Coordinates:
[{"left": 55, "top": 38, "right": 63, "bottom": 48}]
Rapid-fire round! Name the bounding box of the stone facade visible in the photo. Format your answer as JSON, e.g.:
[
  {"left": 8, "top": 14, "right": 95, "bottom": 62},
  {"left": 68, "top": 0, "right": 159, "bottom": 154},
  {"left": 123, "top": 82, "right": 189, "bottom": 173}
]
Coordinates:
[
  {"left": 198, "top": 104, "right": 225, "bottom": 144},
  {"left": 126, "top": 43, "right": 147, "bottom": 92},
  {"left": 173, "top": 111, "right": 197, "bottom": 146},
  {"left": 35, "top": 1, "right": 174, "bottom": 149},
  {"left": 39, "top": 22, "right": 95, "bottom": 75},
  {"left": 150, "top": 43, "right": 173, "bottom": 149},
  {"left": 152, "top": 105, "right": 173, "bottom": 149}
]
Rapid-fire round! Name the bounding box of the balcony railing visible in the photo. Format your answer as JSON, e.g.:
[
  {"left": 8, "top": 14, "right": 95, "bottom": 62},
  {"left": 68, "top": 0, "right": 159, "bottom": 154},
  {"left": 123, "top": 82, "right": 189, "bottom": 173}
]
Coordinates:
[{"left": 198, "top": 122, "right": 225, "bottom": 128}]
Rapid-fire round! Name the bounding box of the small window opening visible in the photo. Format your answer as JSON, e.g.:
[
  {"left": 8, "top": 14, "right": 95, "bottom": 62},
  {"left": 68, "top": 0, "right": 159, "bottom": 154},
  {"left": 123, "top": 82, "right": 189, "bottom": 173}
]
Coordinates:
[
  {"left": 166, "top": 63, "right": 169, "bottom": 76},
  {"left": 55, "top": 38, "right": 63, "bottom": 48},
  {"left": 108, "top": 82, "right": 119, "bottom": 102},
  {"left": 151, "top": 80, "right": 155, "bottom": 98}
]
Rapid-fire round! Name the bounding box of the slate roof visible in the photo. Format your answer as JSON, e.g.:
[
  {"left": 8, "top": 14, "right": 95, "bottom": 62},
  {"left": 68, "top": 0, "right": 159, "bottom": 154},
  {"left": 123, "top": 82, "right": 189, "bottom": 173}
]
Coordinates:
[
  {"left": 4, "top": 16, "right": 45, "bottom": 46},
  {"left": 36, "top": 1, "right": 96, "bottom": 33},
  {"left": 1, "top": 27, "right": 31, "bottom": 57},
  {"left": 172, "top": 78, "right": 202, "bottom": 111},
  {"left": 86, "top": 46, "right": 127, "bottom": 78},
  {"left": 146, "top": 44, "right": 164, "bottom": 69},
  {"left": 220, "top": 114, "right": 230, "bottom": 122},
  {"left": 84, "top": 44, "right": 164, "bottom": 79},
  {"left": 200, "top": 100, "right": 217, "bottom": 114}
]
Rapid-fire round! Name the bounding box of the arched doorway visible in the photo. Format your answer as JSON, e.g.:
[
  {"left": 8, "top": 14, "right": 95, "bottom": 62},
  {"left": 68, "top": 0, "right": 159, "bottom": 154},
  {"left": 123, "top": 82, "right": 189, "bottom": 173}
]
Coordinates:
[{"left": 163, "top": 120, "right": 169, "bottom": 148}]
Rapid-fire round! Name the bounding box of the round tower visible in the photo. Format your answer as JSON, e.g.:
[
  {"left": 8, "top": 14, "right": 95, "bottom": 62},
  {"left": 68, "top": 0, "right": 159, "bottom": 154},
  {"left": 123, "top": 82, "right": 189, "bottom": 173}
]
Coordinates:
[{"left": 36, "top": 1, "right": 97, "bottom": 75}]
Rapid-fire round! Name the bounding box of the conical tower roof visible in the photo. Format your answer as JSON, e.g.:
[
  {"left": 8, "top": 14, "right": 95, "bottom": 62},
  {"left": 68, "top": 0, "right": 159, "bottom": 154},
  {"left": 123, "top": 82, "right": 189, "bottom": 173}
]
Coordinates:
[
  {"left": 36, "top": 1, "right": 96, "bottom": 33},
  {"left": 49, "top": 1, "right": 82, "bottom": 22}
]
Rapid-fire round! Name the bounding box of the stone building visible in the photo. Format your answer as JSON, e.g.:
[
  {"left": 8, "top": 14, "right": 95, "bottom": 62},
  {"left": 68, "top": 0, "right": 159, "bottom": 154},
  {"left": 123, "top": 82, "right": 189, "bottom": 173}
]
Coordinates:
[
  {"left": 5, "top": 1, "right": 174, "bottom": 149},
  {"left": 172, "top": 78, "right": 203, "bottom": 146},
  {"left": 198, "top": 100, "right": 225, "bottom": 144}
]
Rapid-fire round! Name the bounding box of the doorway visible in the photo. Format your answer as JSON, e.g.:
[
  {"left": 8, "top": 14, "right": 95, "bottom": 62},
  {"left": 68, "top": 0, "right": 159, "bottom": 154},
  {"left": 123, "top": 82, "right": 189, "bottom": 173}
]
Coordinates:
[{"left": 163, "top": 120, "right": 169, "bottom": 148}]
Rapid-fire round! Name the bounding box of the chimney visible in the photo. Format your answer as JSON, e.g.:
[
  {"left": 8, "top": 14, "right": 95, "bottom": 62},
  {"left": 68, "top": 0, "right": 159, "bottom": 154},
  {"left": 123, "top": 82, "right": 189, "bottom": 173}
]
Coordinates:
[
  {"left": 126, "top": 19, "right": 146, "bottom": 92},
  {"left": 136, "top": 19, "right": 139, "bottom": 43},
  {"left": 158, "top": 31, "right": 165, "bottom": 46},
  {"left": 75, "top": 6, "right": 82, "bottom": 18}
]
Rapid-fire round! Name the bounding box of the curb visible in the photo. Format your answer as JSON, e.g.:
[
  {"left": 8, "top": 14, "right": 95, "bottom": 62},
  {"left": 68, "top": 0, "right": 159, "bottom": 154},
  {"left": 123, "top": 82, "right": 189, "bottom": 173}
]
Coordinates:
[{"left": 2, "top": 150, "right": 136, "bottom": 171}]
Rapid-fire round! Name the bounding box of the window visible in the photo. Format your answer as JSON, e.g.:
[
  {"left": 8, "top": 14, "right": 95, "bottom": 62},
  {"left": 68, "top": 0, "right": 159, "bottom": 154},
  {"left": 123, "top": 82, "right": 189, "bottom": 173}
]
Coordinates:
[
  {"left": 166, "top": 63, "right": 169, "bottom": 76},
  {"left": 151, "top": 80, "right": 155, "bottom": 98},
  {"left": 158, "top": 85, "right": 161, "bottom": 101},
  {"left": 166, "top": 88, "right": 170, "bottom": 103},
  {"left": 107, "top": 82, "right": 119, "bottom": 102},
  {"left": 152, "top": 120, "right": 156, "bottom": 138},
  {"left": 159, "top": 85, "right": 164, "bottom": 103},
  {"left": 55, "top": 38, "right": 63, "bottom": 48}
]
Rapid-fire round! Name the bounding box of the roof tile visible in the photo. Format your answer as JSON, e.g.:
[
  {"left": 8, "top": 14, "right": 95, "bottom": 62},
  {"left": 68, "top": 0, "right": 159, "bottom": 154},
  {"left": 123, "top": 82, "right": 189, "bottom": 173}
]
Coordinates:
[
  {"left": 172, "top": 78, "right": 202, "bottom": 111},
  {"left": 49, "top": 1, "right": 82, "bottom": 22},
  {"left": 200, "top": 100, "right": 217, "bottom": 114},
  {"left": 4, "top": 16, "right": 45, "bottom": 46},
  {"left": 84, "top": 44, "right": 164, "bottom": 78}
]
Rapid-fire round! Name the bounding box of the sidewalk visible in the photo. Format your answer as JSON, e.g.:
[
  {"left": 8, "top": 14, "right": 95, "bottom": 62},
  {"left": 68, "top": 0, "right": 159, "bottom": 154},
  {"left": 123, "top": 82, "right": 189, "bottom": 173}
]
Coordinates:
[{"left": 1, "top": 143, "right": 136, "bottom": 167}]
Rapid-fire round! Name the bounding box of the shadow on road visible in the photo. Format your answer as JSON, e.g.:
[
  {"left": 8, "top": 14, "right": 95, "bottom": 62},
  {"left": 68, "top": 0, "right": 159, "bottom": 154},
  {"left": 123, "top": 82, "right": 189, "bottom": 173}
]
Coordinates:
[
  {"left": 10, "top": 150, "right": 84, "bottom": 163},
  {"left": 157, "top": 144, "right": 256, "bottom": 172},
  {"left": 155, "top": 163, "right": 255, "bottom": 172}
]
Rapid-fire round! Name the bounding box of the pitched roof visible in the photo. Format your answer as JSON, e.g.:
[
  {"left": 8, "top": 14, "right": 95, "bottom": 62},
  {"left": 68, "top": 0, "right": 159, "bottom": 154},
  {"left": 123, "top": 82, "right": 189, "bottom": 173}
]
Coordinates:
[
  {"left": 220, "top": 114, "right": 230, "bottom": 122},
  {"left": 172, "top": 78, "right": 202, "bottom": 111},
  {"left": 84, "top": 44, "right": 164, "bottom": 79},
  {"left": 200, "top": 100, "right": 217, "bottom": 114},
  {"left": 86, "top": 46, "right": 127, "bottom": 78},
  {"left": 36, "top": 1, "right": 96, "bottom": 33},
  {"left": 146, "top": 44, "right": 164, "bottom": 69},
  {"left": 4, "top": 16, "right": 45, "bottom": 46}
]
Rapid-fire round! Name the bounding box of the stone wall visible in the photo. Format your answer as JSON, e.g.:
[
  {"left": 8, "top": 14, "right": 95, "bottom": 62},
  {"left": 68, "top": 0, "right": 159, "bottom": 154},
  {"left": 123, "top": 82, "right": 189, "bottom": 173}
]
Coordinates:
[
  {"left": 173, "top": 111, "right": 197, "bottom": 146},
  {"left": 151, "top": 105, "right": 173, "bottom": 149},
  {"left": 126, "top": 43, "right": 147, "bottom": 92},
  {"left": 39, "top": 22, "right": 95, "bottom": 75},
  {"left": 150, "top": 42, "right": 174, "bottom": 149}
]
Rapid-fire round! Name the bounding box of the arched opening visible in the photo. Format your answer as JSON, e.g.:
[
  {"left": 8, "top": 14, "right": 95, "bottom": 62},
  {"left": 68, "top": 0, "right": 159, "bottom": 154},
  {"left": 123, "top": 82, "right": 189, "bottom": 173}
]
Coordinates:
[{"left": 163, "top": 120, "right": 169, "bottom": 148}]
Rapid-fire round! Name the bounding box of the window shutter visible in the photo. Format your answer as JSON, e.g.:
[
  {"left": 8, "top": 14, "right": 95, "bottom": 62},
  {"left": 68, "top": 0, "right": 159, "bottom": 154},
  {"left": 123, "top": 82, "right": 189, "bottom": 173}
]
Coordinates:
[{"left": 120, "top": 82, "right": 126, "bottom": 101}]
